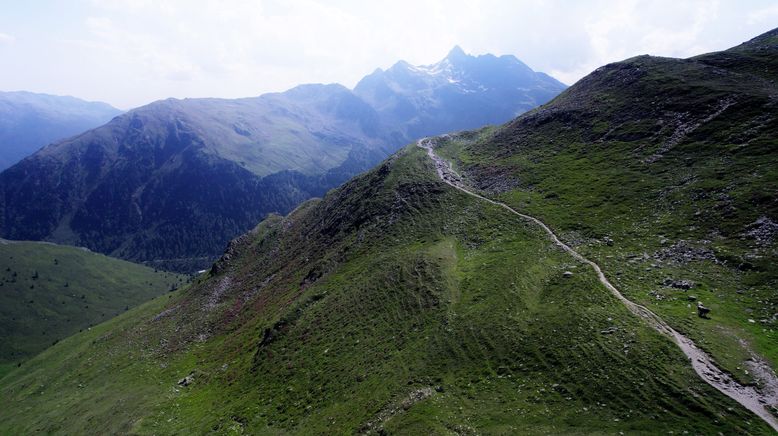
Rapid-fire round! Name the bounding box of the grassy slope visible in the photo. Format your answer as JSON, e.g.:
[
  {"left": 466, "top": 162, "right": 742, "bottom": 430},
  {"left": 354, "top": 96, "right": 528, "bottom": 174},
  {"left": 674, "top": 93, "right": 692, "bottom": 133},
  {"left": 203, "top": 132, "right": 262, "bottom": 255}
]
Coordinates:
[
  {"left": 0, "top": 240, "right": 186, "bottom": 378},
  {"left": 434, "top": 32, "right": 778, "bottom": 388},
  {"left": 0, "top": 146, "right": 770, "bottom": 434}
]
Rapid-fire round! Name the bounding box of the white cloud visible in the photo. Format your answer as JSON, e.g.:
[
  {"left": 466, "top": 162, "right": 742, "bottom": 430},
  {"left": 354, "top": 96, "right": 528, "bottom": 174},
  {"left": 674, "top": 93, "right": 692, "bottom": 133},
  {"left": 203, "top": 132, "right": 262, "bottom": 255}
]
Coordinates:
[
  {"left": 0, "top": 0, "right": 773, "bottom": 108},
  {"left": 547, "top": 0, "right": 723, "bottom": 84},
  {"left": 748, "top": 3, "right": 778, "bottom": 24},
  {"left": 0, "top": 32, "right": 15, "bottom": 45}
]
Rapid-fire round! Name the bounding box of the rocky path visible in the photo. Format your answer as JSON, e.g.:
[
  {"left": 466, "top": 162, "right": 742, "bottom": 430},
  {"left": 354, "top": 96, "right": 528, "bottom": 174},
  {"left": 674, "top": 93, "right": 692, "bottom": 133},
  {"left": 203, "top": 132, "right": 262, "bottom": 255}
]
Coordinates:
[{"left": 418, "top": 137, "right": 778, "bottom": 432}]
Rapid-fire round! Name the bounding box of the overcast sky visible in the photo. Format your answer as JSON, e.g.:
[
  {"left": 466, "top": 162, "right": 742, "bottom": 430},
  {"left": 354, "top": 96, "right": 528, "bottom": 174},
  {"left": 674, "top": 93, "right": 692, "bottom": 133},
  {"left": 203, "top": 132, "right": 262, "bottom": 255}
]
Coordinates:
[{"left": 0, "top": 0, "right": 776, "bottom": 109}]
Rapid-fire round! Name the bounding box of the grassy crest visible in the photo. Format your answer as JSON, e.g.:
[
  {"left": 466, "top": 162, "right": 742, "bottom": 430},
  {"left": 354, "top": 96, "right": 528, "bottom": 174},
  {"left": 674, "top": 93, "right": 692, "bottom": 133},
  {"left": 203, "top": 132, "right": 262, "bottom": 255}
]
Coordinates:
[
  {"left": 0, "top": 146, "right": 770, "bottom": 434},
  {"left": 434, "top": 35, "right": 778, "bottom": 389}
]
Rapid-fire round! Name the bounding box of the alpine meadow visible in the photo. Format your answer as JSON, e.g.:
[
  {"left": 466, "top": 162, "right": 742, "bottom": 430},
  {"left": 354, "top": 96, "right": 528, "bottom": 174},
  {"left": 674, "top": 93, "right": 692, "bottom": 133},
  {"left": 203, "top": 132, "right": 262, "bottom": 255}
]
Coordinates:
[{"left": 0, "top": 2, "right": 776, "bottom": 435}]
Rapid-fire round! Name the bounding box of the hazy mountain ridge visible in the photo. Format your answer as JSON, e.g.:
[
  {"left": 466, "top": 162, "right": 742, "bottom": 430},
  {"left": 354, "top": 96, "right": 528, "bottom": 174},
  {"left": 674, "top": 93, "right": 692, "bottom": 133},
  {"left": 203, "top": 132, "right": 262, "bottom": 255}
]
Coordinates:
[
  {"left": 355, "top": 46, "right": 566, "bottom": 139},
  {"left": 0, "top": 87, "right": 391, "bottom": 271},
  {"left": 0, "top": 91, "right": 121, "bottom": 170},
  {"left": 0, "top": 49, "right": 564, "bottom": 271}
]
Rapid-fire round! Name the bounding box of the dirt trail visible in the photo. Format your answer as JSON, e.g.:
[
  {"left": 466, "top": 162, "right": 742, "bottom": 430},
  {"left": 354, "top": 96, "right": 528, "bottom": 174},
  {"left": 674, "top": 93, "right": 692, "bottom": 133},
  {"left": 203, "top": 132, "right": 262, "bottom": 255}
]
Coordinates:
[{"left": 418, "top": 137, "right": 778, "bottom": 432}]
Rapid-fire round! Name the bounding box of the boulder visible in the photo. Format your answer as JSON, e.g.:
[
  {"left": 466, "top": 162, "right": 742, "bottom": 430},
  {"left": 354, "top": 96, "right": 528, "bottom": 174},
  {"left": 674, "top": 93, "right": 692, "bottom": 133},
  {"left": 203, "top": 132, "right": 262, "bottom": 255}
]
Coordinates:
[
  {"left": 663, "top": 278, "right": 694, "bottom": 290},
  {"left": 178, "top": 373, "right": 195, "bottom": 386},
  {"left": 696, "top": 303, "right": 711, "bottom": 318}
]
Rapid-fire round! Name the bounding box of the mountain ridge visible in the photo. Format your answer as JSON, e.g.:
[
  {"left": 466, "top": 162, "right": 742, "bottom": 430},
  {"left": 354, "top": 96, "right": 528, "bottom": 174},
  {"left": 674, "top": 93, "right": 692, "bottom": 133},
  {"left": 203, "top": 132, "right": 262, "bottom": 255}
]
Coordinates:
[
  {"left": 0, "top": 91, "right": 121, "bottom": 170},
  {"left": 354, "top": 47, "right": 565, "bottom": 140},
  {"left": 0, "top": 48, "right": 565, "bottom": 272}
]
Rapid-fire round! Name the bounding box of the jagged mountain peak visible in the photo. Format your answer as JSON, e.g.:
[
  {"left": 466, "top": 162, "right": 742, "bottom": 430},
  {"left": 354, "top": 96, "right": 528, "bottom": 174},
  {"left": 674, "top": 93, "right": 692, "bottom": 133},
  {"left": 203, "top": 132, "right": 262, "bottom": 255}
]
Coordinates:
[
  {"left": 445, "top": 44, "right": 468, "bottom": 61},
  {"left": 381, "top": 47, "right": 535, "bottom": 82},
  {"left": 447, "top": 44, "right": 466, "bottom": 56},
  {"left": 353, "top": 47, "right": 567, "bottom": 139}
]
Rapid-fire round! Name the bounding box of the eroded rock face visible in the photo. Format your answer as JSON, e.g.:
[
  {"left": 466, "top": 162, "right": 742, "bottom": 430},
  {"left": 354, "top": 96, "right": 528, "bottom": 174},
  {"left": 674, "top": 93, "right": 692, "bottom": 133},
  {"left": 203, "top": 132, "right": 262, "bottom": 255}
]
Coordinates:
[{"left": 210, "top": 234, "right": 251, "bottom": 275}]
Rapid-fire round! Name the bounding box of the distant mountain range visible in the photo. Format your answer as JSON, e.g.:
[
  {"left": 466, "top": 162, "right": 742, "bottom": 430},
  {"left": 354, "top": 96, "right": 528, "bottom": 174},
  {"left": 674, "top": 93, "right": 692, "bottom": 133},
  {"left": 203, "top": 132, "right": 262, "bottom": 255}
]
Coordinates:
[
  {"left": 0, "top": 48, "right": 566, "bottom": 271},
  {"left": 0, "top": 91, "right": 121, "bottom": 170},
  {"left": 355, "top": 46, "right": 565, "bottom": 139}
]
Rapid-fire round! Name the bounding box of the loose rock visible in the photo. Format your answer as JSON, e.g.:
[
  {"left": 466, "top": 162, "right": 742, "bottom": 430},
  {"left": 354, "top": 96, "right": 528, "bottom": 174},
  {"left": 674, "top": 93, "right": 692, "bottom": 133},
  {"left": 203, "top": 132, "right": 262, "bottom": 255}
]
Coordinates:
[
  {"left": 697, "top": 303, "right": 711, "bottom": 319},
  {"left": 663, "top": 278, "right": 695, "bottom": 290},
  {"left": 178, "top": 372, "right": 195, "bottom": 386}
]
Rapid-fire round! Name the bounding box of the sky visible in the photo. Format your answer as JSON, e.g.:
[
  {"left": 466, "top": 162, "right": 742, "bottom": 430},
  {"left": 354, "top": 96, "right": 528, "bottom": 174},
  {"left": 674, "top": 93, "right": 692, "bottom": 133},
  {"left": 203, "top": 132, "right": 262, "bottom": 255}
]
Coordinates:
[{"left": 0, "top": 0, "right": 776, "bottom": 110}]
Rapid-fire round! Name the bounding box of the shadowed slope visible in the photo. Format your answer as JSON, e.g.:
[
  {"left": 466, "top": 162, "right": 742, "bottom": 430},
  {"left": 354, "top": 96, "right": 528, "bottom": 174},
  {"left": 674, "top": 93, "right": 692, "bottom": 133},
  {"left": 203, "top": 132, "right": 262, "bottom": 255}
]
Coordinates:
[{"left": 0, "top": 85, "right": 390, "bottom": 272}]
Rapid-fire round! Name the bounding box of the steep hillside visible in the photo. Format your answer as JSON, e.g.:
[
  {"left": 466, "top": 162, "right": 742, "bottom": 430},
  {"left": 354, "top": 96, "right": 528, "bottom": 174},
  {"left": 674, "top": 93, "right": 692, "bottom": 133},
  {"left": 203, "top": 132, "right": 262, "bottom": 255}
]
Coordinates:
[
  {"left": 0, "top": 50, "right": 564, "bottom": 272},
  {"left": 434, "top": 27, "right": 778, "bottom": 417},
  {"left": 0, "top": 239, "right": 184, "bottom": 379},
  {"left": 0, "top": 145, "right": 771, "bottom": 434},
  {"left": 0, "top": 84, "right": 391, "bottom": 272},
  {"left": 0, "top": 91, "right": 121, "bottom": 170},
  {"left": 355, "top": 46, "right": 566, "bottom": 140}
]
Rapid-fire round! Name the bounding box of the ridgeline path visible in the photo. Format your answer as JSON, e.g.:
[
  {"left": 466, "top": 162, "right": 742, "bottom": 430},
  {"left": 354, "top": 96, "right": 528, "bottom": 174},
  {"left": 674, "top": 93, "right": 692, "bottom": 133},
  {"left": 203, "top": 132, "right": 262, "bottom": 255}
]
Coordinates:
[{"left": 418, "top": 137, "right": 778, "bottom": 432}]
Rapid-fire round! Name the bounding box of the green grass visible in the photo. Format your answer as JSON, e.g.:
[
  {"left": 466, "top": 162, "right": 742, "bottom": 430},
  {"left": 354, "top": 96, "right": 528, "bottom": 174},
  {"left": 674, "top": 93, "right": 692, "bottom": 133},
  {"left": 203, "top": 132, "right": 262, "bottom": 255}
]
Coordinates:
[
  {"left": 0, "top": 146, "right": 771, "bottom": 434},
  {"left": 432, "top": 46, "right": 778, "bottom": 388},
  {"left": 0, "top": 240, "right": 186, "bottom": 373}
]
